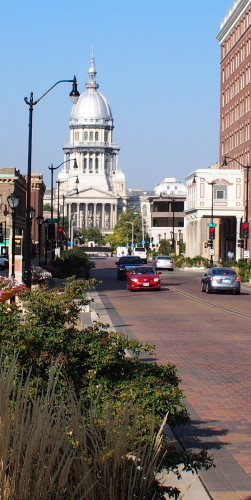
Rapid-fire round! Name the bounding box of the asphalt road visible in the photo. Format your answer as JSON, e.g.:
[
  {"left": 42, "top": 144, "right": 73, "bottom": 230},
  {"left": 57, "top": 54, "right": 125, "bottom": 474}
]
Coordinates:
[{"left": 90, "top": 257, "right": 251, "bottom": 500}]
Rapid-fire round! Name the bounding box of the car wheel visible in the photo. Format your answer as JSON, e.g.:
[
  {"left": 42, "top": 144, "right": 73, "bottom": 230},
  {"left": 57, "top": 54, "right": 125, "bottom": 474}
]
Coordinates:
[
  {"left": 201, "top": 282, "right": 205, "bottom": 292},
  {"left": 205, "top": 284, "right": 211, "bottom": 294}
]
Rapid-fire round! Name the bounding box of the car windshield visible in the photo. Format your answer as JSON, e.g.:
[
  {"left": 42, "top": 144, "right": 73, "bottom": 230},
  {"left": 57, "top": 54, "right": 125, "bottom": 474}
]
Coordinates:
[
  {"left": 211, "top": 268, "right": 236, "bottom": 276},
  {"left": 157, "top": 256, "right": 170, "bottom": 260},
  {"left": 131, "top": 267, "right": 156, "bottom": 275}
]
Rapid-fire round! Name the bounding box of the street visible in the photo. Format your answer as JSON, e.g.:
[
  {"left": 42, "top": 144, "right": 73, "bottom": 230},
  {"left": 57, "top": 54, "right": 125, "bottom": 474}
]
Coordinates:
[{"left": 91, "top": 257, "right": 251, "bottom": 500}]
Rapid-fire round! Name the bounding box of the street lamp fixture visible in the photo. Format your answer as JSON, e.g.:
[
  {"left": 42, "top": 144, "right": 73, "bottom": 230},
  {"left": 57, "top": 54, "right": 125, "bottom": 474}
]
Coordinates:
[
  {"left": 7, "top": 192, "right": 20, "bottom": 279},
  {"left": 223, "top": 156, "right": 250, "bottom": 253},
  {"left": 36, "top": 215, "right": 44, "bottom": 266},
  {"left": 24, "top": 76, "right": 80, "bottom": 288}
]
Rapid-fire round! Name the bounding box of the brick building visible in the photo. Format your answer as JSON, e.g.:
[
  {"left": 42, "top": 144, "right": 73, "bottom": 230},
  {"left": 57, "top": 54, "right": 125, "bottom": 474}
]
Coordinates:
[{"left": 217, "top": 0, "right": 251, "bottom": 252}]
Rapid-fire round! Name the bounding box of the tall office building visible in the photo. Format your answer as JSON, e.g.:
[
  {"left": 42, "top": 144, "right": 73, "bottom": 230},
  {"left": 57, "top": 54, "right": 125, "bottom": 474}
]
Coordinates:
[{"left": 217, "top": 0, "right": 251, "bottom": 249}]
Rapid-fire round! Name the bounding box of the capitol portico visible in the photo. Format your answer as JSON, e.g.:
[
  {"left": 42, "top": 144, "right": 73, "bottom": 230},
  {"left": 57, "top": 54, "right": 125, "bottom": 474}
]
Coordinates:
[{"left": 56, "top": 52, "right": 127, "bottom": 234}]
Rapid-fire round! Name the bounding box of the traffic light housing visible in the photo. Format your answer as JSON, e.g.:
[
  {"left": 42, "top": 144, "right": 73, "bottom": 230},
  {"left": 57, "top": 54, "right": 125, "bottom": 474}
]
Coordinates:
[
  {"left": 238, "top": 239, "right": 244, "bottom": 248},
  {"left": 0, "top": 223, "right": 3, "bottom": 243},
  {"left": 209, "top": 226, "right": 215, "bottom": 240},
  {"left": 207, "top": 239, "right": 213, "bottom": 248},
  {"left": 57, "top": 227, "right": 64, "bottom": 234},
  {"left": 47, "top": 223, "right": 55, "bottom": 240},
  {"left": 240, "top": 222, "right": 249, "bottom": 239}
]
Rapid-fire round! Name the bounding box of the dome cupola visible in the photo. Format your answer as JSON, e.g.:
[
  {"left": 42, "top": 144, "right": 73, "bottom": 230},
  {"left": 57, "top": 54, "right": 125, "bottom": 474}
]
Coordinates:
[{"left": 70, "top": 50, "right": 113, "bottom": 126}]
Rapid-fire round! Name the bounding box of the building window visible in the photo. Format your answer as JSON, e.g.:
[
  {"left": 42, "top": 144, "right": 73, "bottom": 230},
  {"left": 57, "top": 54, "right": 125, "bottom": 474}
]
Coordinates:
[
  {"left": 216, "top": 190, "right": 225, "bottom": 199},
  {"left": 84, "top": 131, "right": 88, "bottom": 140},
  {"left": 90, "top": 131, "right": 93, "bottom": 141},
  {"left": 83, "top": 157, "right": 87, "bottom": 172},
  {"left": 95, "top": 158, "right": 99, "bottom": 173},
  {"left": 95, "top": 131, "right": 98, "bottom": 141},
  {"left": 89, "top": 158, "right": 93, "bottom": 172}
]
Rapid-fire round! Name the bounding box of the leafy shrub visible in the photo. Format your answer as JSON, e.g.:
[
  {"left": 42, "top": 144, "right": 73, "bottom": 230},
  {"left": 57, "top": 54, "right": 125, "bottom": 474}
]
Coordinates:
[{"left": 52, "top": 247, "right": 91, "bottom": 278}]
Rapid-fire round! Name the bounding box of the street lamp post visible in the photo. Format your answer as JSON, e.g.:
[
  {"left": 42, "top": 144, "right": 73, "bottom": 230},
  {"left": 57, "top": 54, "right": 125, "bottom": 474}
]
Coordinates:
[
  {"left": 36, "top": 216, "right": 44, "bottom": 266},
  {"left": 193, "top": 174, "right": 215, "bottom": 265},
  {"left": 7, "top": 192, "right": 20, "bottom": 279},
  {"left": 48, "top": 158, "right": 78, "bottom": 221},
  {"left": 223, "top": 156, "right": 250, "bottom": 253},
  {"left": 44, "top": 220, "right": 49, "bottom": 265},
  {"left": 24, "top": 76, "right": 80, "bottom": 288},
  {"left": 126, "top": 222, "right": 134, "bottom": 249}
]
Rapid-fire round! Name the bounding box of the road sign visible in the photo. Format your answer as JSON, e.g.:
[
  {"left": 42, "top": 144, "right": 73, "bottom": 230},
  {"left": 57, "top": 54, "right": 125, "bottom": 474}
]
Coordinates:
[
  {"left": 46, "top": 218, "right": 58, "bottom": 223},
  {"left": 141, "top": 240, "right": 145, "bottom": 244},
  {"left": 207, "top": 223, "right": 217, "bottom": 227},
  {"left": 244, "top": 250, "right": 249, "bottom": 259},
  {"left": 209, "top": 249, "right": 215, "bottom": 256}
]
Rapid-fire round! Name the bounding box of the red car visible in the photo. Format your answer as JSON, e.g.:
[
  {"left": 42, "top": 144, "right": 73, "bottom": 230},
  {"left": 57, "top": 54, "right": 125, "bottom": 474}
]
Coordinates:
[{"left": 127, "top": 266, "right": 162, "bottom": 291}]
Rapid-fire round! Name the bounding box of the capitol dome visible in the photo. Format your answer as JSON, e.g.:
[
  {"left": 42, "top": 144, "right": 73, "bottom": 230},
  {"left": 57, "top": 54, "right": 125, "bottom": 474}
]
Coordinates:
[{"left": 70, "top": 53, "right": 113, "bottom": 125}]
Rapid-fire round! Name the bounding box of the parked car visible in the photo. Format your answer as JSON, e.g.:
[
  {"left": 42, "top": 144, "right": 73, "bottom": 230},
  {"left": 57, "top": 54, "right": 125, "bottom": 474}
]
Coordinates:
[
  {"left": 127, "top": 265, "right": 162, "bottom": 291},
  {"left": 201, "top": 267, "right": 241, "bottom": 294},
  {"left": 154, "top": 255, "right": 174, "bottom": 271},
  {"left": 116, "top": 256, "right": 143, "bottom": 280},
  {"left": 0, "top": 257, "right": 8, "bottom": 270}
]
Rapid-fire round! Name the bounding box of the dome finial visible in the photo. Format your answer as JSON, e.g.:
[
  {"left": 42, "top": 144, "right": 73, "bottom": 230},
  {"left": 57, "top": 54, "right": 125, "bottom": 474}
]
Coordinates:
[{"left": 86, "top": 47, "right": 99, "bottom": 90}]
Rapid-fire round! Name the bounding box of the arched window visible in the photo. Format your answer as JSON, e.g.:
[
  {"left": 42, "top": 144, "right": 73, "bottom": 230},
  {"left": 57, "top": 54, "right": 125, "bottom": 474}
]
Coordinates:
[
  {"left": 84, "top": 131, "right": 88, "bottom": 140},
  {"left": 89, "top": 158, "right": 93, "bottom": 172},
  {"left": 95, "top": 131, "right": 98, "bottom": 141},
  {"left": 95, "top": 158, "right": 99, "bottom": 173},
  {"left": 90, "top": 131, "right": 93, "bottom": 141}
]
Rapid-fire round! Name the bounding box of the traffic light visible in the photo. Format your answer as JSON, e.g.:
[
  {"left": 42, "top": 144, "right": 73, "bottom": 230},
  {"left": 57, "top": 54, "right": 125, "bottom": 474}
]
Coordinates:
[
  {"left": 207, "top": 239, "right": 213, "bottom": 248},
  {"left": 0, "top": 223, "right": 3, "bottom": 243},
  {"left": 47, "top": 223, "right": 55, "bottom": 240},
  {"left": 238, "top": 239, "right": 244, "bottom": 248},
  {"left": 209, "top": 226, "right": 215, "bottom": 239},
  {"left": 241, "top": 222, "right": 249, "bottom": 239},
  {"left": 57, "top": 227, "right": 64, "bottom": 234}
]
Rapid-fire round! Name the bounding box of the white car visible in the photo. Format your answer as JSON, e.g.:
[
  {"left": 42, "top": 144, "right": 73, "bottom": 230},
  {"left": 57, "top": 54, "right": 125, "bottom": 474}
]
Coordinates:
[{"left": 154, "top": 255, "right": 174, "bottom": 271}]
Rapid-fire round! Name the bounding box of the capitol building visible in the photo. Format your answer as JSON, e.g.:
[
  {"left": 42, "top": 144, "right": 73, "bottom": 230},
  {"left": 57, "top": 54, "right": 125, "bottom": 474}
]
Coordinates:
[{"left": 55, "top": 52, "right": 129, "bottom": 235}]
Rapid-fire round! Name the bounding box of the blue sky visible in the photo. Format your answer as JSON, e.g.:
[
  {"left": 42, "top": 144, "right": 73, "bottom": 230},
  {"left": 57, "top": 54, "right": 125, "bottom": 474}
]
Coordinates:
[{"left": 1, "top": 0, "right": 232, "bottom": 190}]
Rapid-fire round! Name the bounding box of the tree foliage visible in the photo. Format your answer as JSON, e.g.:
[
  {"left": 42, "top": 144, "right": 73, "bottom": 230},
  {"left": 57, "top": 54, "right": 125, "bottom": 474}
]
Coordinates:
[
  {"left": 106, "top": 211, "right": 144, "bottom": 249},
  {"left": 79, "top": 227, "right": 105, "bottom": 245}
]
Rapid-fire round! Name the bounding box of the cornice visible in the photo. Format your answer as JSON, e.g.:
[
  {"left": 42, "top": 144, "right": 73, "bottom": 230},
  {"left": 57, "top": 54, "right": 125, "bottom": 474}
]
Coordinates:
[{"left": 217, "top": 0, "right": 251, "bottom": 44}]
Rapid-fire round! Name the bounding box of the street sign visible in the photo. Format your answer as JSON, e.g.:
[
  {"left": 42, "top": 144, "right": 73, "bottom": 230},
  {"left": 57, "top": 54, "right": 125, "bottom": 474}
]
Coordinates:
[
  {"left": 141, "top": 240, "right": 145, "bottom": 244},
  {"left": 209, "top": 249, "right": 214, "bottom": 256},
  {"left": 46, "top": 218, "right": 58, "bottom": 223},
  {"left": 244, "top": 250, "right": 249, "bottom": 259},
  {"left": 207, "top": 223, "right": 217, "bottom": 227}
]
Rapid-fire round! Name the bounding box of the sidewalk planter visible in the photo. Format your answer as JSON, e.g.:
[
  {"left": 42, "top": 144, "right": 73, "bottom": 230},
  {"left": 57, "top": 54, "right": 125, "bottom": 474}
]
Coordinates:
[{"left": 0, "top": 290, "right": 15, "bottom": 301}]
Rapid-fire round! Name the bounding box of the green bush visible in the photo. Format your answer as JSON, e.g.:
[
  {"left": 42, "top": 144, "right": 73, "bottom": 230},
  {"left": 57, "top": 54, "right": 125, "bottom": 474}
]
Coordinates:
[
  {"left": 0, "top": 286, "right": 214, "bottom": 497},
  {"left": 52, "top": 247, "right": 91, "bottom": 278}
]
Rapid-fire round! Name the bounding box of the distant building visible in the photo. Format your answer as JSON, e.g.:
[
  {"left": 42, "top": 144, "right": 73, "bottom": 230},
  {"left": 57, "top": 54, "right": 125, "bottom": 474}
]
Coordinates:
[
  {"left": 147, "top": 178, "right": 186, "bottom": 251},
  {"left": 185, "top": 166, "right": 244, "bottom": 260}
]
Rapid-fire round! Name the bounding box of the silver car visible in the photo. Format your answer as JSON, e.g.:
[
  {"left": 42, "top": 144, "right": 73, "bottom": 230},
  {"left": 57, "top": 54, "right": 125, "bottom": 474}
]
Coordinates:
[
  {"left": 154, "top": 255, "right": 174, "bottom": 271},
  {"left": 201, "top": 267, "right": 241, "bottom": 294}
]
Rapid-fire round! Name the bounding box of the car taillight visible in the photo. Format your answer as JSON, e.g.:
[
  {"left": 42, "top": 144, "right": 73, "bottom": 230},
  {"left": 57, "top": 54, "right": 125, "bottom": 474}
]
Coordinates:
[
  {"left": 210, "top": 277, "right": 216, "bottom": 281},
  {"left": 236, "top": 277, "right": 241, "bottom": 282}
]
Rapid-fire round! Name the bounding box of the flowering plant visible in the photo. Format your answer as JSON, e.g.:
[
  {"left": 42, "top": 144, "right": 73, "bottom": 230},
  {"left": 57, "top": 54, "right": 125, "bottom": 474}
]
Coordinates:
[
  {"left": 0, "top": 277, "right": 27, "bottom": 293},
  {"left": 31, "top": 266, "right": 52, "bottom": 282}
]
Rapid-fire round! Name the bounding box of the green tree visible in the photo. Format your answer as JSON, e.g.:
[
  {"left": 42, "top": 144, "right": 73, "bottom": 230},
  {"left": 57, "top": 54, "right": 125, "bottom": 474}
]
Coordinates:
[
  {"left": 80, "top": 227, "right": 105, "bottom": 245},
  {"left": 106, "top": 211, "right": 143, "bottom": 249},
  {"left": 159, "top": 238, "right": 172, "bottom": 255},
  {"left": 43, "top": 202, "right": 51, "bottom": 211}
]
